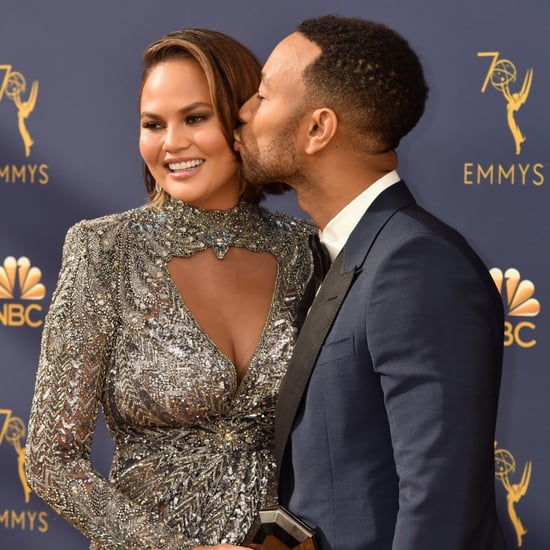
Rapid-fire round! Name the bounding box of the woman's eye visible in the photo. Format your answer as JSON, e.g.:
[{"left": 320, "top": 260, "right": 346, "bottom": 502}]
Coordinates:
[
  {"left": 186, "top": 114, "right": 207, "bottom": 125},
  {"left": 256, "top": 93, "right": 265, "bottom": 101},
  {"left": 142, "top": 121, "right": 163, "bottom": 130}
]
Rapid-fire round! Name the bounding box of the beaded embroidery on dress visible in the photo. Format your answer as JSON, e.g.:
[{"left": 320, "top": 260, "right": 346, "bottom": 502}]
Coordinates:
[{"left": 25, "top": 197, "right": 313, "bottom": 550}]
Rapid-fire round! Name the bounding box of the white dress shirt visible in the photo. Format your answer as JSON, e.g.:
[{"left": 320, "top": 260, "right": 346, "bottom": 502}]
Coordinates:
[{"left": 320, "top": 170, "right": 401, "bottom": 262}]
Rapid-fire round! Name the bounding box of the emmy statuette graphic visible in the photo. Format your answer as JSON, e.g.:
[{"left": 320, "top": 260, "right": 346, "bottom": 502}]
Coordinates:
[
  {"left": 0, "top": 65, "right": 39, "bottom": 158},
  {"left": 478, "top": 52, "right": 533, "bottom": 156},
  {"left": 495, "top": 442, "right": 532, "bottom": 547}
]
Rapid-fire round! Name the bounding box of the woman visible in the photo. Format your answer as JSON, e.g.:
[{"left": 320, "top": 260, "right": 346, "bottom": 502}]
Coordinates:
[{"left": 25, "top": 29, "right": 312, "bottom": 549}]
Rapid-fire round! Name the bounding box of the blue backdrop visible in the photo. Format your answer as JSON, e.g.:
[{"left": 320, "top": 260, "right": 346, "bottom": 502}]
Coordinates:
[{"left": 1, "top": 1, "right": 548, "bottom": 548}]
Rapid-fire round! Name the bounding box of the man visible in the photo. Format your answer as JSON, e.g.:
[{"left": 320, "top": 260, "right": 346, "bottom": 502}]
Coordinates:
[{"left": 228, "top": 15, "right": 504, "bottom": 550}]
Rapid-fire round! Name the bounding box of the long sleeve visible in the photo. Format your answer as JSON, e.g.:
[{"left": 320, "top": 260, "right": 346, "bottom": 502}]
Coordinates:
[
  {"left": 24, "top": 222, "right": 190, "bottom": 550},
  {"left": 369, "top": 232, "right": 502, "bottom": 549}
]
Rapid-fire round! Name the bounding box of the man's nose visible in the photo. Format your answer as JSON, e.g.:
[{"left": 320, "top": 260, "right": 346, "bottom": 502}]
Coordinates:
[{"left": 238, "top": 94, "right": 255, "bottom": 123}]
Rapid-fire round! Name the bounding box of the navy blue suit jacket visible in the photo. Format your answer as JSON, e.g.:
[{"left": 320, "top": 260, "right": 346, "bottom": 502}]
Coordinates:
[{"left": 275, "top": 182, "right": 504, "bottom": 549}]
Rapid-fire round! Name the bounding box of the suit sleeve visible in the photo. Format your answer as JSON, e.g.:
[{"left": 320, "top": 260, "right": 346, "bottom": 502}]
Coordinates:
[{"left": 367, "top": 231, "right": 503, "bottom": 549}]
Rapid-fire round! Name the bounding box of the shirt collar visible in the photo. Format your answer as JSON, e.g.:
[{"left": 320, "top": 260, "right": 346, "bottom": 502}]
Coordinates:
[{"left": 320, "top": 170, "right": 401, "bottom": 262}]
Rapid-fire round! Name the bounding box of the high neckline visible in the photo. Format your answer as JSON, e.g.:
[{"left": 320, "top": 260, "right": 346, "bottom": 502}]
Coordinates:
[{"left": 153, "top": 196, "right": 266, "bottom": 260}]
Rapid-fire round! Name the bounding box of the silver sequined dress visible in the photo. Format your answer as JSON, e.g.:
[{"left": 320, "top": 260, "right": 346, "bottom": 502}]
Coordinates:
[{"left": 25, "top": 197, "right": 313, "bottom": 550}]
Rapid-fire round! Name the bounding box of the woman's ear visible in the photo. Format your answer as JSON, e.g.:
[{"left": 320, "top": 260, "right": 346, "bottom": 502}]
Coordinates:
[{"left": 304, "top": 108, "right": 338, "bottom": 155}]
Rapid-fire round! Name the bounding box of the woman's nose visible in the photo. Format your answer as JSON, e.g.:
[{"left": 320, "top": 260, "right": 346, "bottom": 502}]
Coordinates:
[{"left": 163, "top": 124, "right": 191, "bottom": 152}]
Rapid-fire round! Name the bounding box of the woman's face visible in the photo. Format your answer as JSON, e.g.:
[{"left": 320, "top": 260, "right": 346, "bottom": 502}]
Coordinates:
[{"left": 139, "top": 58, "right": 241, "bottom": 210}]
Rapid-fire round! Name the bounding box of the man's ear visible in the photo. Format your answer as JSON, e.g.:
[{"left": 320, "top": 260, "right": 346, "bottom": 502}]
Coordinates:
[{"left": 304, "top": 108, "right": 338, "bottom": 154}]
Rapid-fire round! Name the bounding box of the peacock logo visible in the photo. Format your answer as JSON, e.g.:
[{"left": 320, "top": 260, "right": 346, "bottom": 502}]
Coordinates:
[
  {"left": 0, "top": 256, "right": 46, "bottom": 300},
  {"left": 490, "top": 268, "right": 540, "bottom": 317},
  {"left": 0, "top": 257, "right": 46, "bottom": 327},
  {"left": 490, "top": 268, "right": 539, "bottom": 348}
]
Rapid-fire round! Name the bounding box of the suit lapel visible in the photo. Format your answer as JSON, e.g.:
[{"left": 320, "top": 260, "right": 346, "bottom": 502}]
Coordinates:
[
  {"left": 275, "top": 181, "right": 417, "bottom": 468},
  {"left": 275, "top": 252, "right": 356, "bottom": 466},
  {"left": 343, "top": 180, "right": 416, "bottom": 271}
]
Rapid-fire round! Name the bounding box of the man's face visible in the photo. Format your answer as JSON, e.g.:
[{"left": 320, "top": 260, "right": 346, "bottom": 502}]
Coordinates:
[{"left": 235, "top": 32, "right": 321, "bottom": 187}]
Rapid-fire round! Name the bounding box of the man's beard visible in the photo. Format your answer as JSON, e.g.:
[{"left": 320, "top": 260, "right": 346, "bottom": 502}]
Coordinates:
[{"left": 239, "top": 123, "right": 300, "bottom": 187}]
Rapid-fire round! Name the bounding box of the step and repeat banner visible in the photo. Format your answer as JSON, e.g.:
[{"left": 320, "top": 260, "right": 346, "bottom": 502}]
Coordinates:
[{"left": 1, "top": 0, "right": 548, "bottom": 548}]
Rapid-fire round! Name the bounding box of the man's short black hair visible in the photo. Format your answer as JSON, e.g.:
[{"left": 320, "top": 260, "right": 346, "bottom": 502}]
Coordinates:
[{"left": 297, "top": 15, "right": 429, "bottom": 152}]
